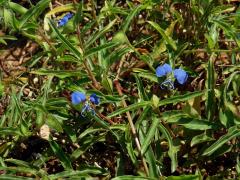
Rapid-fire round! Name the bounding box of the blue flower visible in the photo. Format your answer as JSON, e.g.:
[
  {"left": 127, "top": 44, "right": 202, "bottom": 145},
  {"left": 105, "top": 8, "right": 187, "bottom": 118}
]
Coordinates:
[
  {"left": 90, "top": 93, "right": 100, "bottom": 105},
  {"left": 71, "top": 92, "right": 86, "bottom": 105},
  {"left": 174, "top": 68, "right": 188, "bottom": 84},
  {"left": 156, "top": 63, "right": 172, "bottom": 77},
  {"left": 58, "top": 12, "right": 73, "bottom": 27},
  {"left": 156, "top": 64, "right": 188, "bottom": 89}
]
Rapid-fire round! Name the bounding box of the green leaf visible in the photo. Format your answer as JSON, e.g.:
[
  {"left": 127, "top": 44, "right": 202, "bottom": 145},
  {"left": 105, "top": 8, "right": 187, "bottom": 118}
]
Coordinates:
[
  {"left": 116, "top": 153, "right": 125, "bottom": 176},
  {"left": 4, "top": 159, "right": 31, "bottom": 167},
  {"left": 84, "top": 42, "right": 118, "bottom": 58},
  {"left": 0, "top": 166, "right": 39, "bottom": 177},
  {"left": 3, "top": 8, "right": 15, "bottom": 29},
  {"left": 48, "top": 20, "right": 82, "bottom": 60},
  {"left": 236, "top": 155, "right": 240, "bottom": 175},
  {"left": 134, "top": 74, "right": 149, "bottom": 101},
  {"left": 57, "top": 55, "right": 79, "bottom": 63},
  {"left": 92, "top": 114, "right": 120, "bottom": 140},
  {"left": 159, "top": 123, "right": 179, "bottom": 173},
  {"left": 0, "top": 175, "right": 34, "bottom": 180},
  {"left": 102, "top": 74, "right": 113, "bottom": 93},
  {"left": 121, "top": 5, "right": 142, "bottom": 33},
  {"left": 148, "top": 21, "right": 177, "bottom": 50},
  {"left": 46, "top": 114, "right": 63, "bottom": 133},
  {"left": 71, "top": 135, "right": 106, "bottom": 160},
  {"left": 0, "top": 35, "right": 17, "bottom": 45},
  {"left": 0, "top": 127, "right": 22, "bottom": 136},
  {"left": 158, "top": 91, "right": 205, "bottom": 107},
  {"left": 8, "top": 2, "right": 27, "bottom": 14},
  {"left": 133, "top": 68, "right": 158, "bottom": 83},
  {"left": 167, "top": 117, "right": 215, "bottom": 130},
  {"left": 141, "top": 116, "right": 159, "bottom": 155},
  {"left": 85, "top": 19, "right": 117, "bottom": 48},
  {"left": 19, "top": 0, "right": 50, "bottom": 29},
  {"left": 74, "top": 2, "right": 83, "bottom": 25},
  {"left": 145, "top": 146, "right": 160, "bottom": 178},
  {"left": 107, "top": 101, "right": 151, "bottom": 118},
  {"left": 48, "top": 168, "right": 107, "bottom": 179},
  {"left": 213, "top": 19, "right": 240, "bottom": 47},
  {"left": 112, "top": 175, "right": 154, "bottom": 180},
  {"left": 167, "top": 175, "right": 199, "bottom": 180},
  {"left": 49, "top": 140, "right": 73, "bottom": 170},
  {"left": 152, "top": 94, "right": 159, "bottom": 109},
  {"left": 78, "top": 127, "right": 106, "bottom": 139},
  {"left": 203, "top": 126, "right": 240, "bottom": 156},
  {"left": 206, "top": 53, "right": 216, "bottom": 121},
  {"left": 135, "top": 106, "right": 152, "bottom": 129},
  {"left": 191, "top": 133, "right": 214, "bottom": 147},
  {"left": 219, "top": 108, "right": 235, "bottom": 128},
  {"left": 31, "top": 69, "right": 86, "bottom": 78}
]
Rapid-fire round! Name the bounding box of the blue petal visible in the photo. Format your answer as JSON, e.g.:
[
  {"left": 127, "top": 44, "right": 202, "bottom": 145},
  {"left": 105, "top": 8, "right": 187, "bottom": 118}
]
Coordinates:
[
  {"left": 90, "top": 93, "right": 100, "bottom": 105},
  {"left": 58, "top": 15, "right": 72, "bottom": 27},
  {"left": 71, "top": 92, "right": 86, "bottom": 105},
  {"left": 174, "top": 68, "right": 188, "bottom": 84},
  {"left": 156, "top": 63, "right": 172, "bottom": 77},
  {"left": 162, "top": 63, "right": 172, "bottom": 74},
  {"left": 58, "top": 18, "right": 68, "bottom": 27},
  {"left": 64, "top": 13, "right": 73, "bottom": 19}
]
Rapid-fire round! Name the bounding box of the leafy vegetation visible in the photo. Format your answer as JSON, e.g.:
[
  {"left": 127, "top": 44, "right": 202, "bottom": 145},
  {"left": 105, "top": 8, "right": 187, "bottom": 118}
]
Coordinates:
[{"left": 0, "top": 0, "right": 239, "bottom": 179}]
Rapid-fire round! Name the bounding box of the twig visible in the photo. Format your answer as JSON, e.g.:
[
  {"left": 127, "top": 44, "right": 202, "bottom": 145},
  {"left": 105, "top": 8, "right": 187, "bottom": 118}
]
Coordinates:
[
  {"left": 184, "top": 48, "right": 240, "bottom": 53},
  {"left": 97, "top": 112, "right": 115, "bottom": 125},
  {"left": 73, "top": 1, "right": 100, "bottom": 90},
  {"left": 38, "top": 28, "right": 57, "bottom": 54},
  {"left": 114, "top": 55, "right": 149, "bottom": 176}
]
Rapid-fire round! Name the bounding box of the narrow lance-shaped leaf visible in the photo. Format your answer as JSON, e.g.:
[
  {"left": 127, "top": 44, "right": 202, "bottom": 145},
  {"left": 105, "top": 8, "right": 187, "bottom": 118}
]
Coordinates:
[
  {"left": 121, "top": 5, "right": 143, "bottom": 33},
  {"left": 148, "top": 21, "right": 177, "bottom": 50},
  {"left": 48, "top": 168, "right": 108, "bottom": 180},
  {"left": 141, "top": 116, "right": 159, "bottom": 155},
  {"left": 85, "top": 19, "right": 117, "bottom": 48},
  {"left": 107, "top": 101, "right": 151, "bottom": 118},
  {"left": 48, "top": 19, "right": 83, "bottom": 61},
  {"left": 158, "top": 90, "right": 205, "bottom": 107},
  {"left": 49, "top": 140, "right": 73, "bottom": 170},
  {"left": 206, "top": 53, "right": 216, "bottom": 121},
  {"left": 203, "top": 126, "right": 240, "bottom": 156},
  {"left": 159, "top": 123, "right": 178, "bottom": 172},
  {"left": 19, "top": 0, "right": 50, "bottom": 29},
  {"left": 84, "top": 42, "right": 119, "bottom": 58}
]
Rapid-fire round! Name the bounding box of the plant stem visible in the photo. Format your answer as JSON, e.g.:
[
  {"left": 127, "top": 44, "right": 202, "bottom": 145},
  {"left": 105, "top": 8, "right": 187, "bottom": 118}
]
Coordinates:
[
  {"left": 184, "top": 48, "right": 240, "bottom": 53},
  {"left": 114, "top": 56, "right": 149, "bottom": 176},
  {"left": 73, "top": 1, "right": 100, "bottom": 90}
]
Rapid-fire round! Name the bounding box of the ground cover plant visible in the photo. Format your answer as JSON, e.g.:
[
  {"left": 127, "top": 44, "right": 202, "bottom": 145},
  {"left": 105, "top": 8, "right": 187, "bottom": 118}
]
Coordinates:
[{"left": 0, "top": 0, "right": 239, "bottom": 179}]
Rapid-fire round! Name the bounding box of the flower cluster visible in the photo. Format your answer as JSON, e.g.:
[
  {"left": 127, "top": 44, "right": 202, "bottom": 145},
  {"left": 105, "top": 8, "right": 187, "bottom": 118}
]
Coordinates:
[
  {"left": 58, "top": 12, "right": 74, "bottom": 27},
  {"left": 71, "top": 92, "right": 100, "bottom": 116},
  {"left": 156, "top": 63, "right": 188, "bottom": 89}
]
